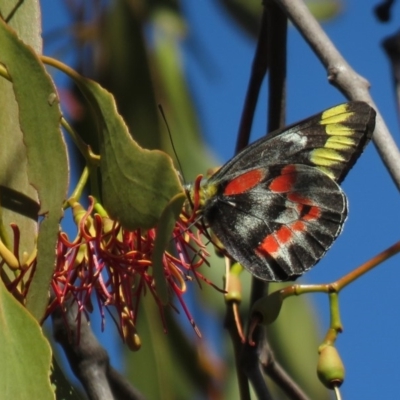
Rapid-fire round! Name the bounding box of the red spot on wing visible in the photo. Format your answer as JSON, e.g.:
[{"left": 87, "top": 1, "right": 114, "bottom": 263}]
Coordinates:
[
  {"left": 258, "top": 234, "right": 279, "bottom": 255},
  {"left": 257, "top": 225, "right": 294, "bottom": 256},
  {"left": 291, "top": 221, "right": 305, "bottom": 232},
  {"left": 224, "top": 169, "right": 265, "bottom": 196},
  {"left": 276, "top": 226, "right": 292, "bottom": 243},
  {"left": 281, "top": 165, "right": 297, "bottom": 174},
  {"left": 269, "top": 165, "right": 297, "bottom": 193},
  {"left": 294, "top": 203, "right": 320, "bottom": 221},
  {"left": 288, "top": 192, "right": 311, "bottom": 205},
  {"left": 257, "top": 220, "right": 307, "bottom": 252},
  {"left": 303, "top": 206, "right": 321, "bottom": 221}
]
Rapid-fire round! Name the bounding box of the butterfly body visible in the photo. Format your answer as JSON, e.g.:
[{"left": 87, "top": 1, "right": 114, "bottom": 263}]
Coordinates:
[{"left": 190, "top": 102, "right": 376, "bottom": 281}]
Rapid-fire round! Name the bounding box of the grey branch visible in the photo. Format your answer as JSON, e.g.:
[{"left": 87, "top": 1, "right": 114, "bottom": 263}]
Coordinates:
[{"left": 52, "top": 302, "right": 145, "bottom": 400}]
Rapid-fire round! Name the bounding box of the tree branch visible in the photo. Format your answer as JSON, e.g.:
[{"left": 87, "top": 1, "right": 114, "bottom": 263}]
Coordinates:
[
  {"left": 235, "top": 7, "right": 269, "bottom": 153},
  {"left": 52, "top": 301, "right": 145, "bottom": 400},
  {"left": 267, "top": 0, "right": 287, "bottom": 132},
  {"left": 259, "top": 345, "right": 310, "bottom": 400},
  {"left": 240, "top": 339, "right": 274, "bottom": 400}
]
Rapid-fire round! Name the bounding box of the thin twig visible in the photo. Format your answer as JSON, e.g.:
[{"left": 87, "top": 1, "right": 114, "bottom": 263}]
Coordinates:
[
  {"left": 2, "top": 0, "right": 25, "bottom": 22},
  {"left": 241, "top": 340, "right": 274, "bottom": 400},
  {"left": 225, "top": 296, "right": 252, "bottom": 400},
  {"left": 235, "top": 8, "right": 269, "bottom": 153},
  {"left": 276, "top": 0, "right": 400, "bottom": 191},
  {"left": 259, "top": 345, "right": 310, "bottom": 400},
  {"left": 266, "top": 0, "right": 287, "bottom": 132},
  {"left": 382, "top": 32, "right": 400, "bottom": 121}
]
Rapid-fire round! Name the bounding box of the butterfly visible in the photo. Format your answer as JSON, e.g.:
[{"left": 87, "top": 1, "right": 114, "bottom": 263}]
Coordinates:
[{"left": 188, "top": 102, "right": 376, "bottom": 281}]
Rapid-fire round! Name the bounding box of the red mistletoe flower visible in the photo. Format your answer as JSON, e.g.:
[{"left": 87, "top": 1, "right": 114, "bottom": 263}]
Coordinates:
[
  {"left": 46, "top": 196, "right": 214, "bottom": 348},
  {"left": 3, "top": 178, "right": 223, "bottom": 349}
]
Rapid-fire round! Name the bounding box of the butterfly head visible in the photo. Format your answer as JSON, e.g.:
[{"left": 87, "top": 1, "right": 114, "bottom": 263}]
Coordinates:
[{"left": 184, "top": 174, "right": 219, "bottom": 217}]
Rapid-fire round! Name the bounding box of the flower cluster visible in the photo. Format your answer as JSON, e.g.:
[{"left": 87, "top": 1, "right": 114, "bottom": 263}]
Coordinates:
[{"left": 5, "top": 195, "right": 215, "bottom": 349}]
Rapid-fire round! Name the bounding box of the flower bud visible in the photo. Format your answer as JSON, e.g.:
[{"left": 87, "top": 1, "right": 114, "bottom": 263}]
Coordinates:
[{"left": 317, "top": 345, "right": 345, "bottom": 388}]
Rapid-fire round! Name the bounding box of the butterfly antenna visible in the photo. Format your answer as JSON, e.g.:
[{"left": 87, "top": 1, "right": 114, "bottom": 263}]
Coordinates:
[{"left": 158, "top": 104, "right": 187, "bottom": 186}]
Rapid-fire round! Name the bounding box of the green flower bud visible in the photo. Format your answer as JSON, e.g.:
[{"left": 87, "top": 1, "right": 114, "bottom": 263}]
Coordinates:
[{"left": 317, "top": 345, "right": 345, "bottom": 388}]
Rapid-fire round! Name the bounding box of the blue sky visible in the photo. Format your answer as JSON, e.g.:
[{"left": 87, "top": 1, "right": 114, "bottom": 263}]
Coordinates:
[{"left": 42, "top": 1, "right": 400, "bottom": 398}]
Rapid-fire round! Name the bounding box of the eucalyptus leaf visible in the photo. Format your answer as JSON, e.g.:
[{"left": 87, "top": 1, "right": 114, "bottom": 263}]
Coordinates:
[
  {"left": 0, "top": 20, "right": 68, "bottom": 320},
  {"left": 72, "top": 75, "right": 183, "bottom": 230},
  {"left": 0, "top": 279, "right": 54, "bottom": 399},
  {"left": 0, "top": 0, "right": 41, "bottom": 267}
]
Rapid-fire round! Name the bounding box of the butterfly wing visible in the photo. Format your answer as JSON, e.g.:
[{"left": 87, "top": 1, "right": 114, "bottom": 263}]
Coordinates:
[
  {"left": 204, "top": 164, "right": 348, "bottom": 281},
  {"left": 209, "top": 101, "right": 375, "bottom": 185},
  {"left": 198, "top": 101, "right": 375, "bottom": 281}
]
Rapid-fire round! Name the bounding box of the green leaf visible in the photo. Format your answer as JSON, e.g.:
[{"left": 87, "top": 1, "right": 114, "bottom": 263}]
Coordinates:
[
  {"left": 0, "top": 0, "right": 42, "bottom": 54},
  {"left": 0, "top": 0, "right": 40, "bottom": 284},
  {"left": 0, "top": 19, "right": 69, "bottom": 320},
  {"left": 71, "top": 75, "right": 183, "bottom": 230},
  {"left": 0, "top": 279, "right": 54, "bottom": 399}
]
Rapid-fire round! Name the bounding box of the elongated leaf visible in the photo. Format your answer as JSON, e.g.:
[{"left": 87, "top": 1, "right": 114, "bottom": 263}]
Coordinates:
[
  {"left": 0, "top": 20, "right": 68, "bottom": 320},
  {"left": 0, "top": 0, "right": 40, "bottom": 278},
  {"left": 0, "top": 279, "right": 54, "bottom": 399},
  {"left": 72, "top": 75, "right": 183, "bottom": 230}
]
